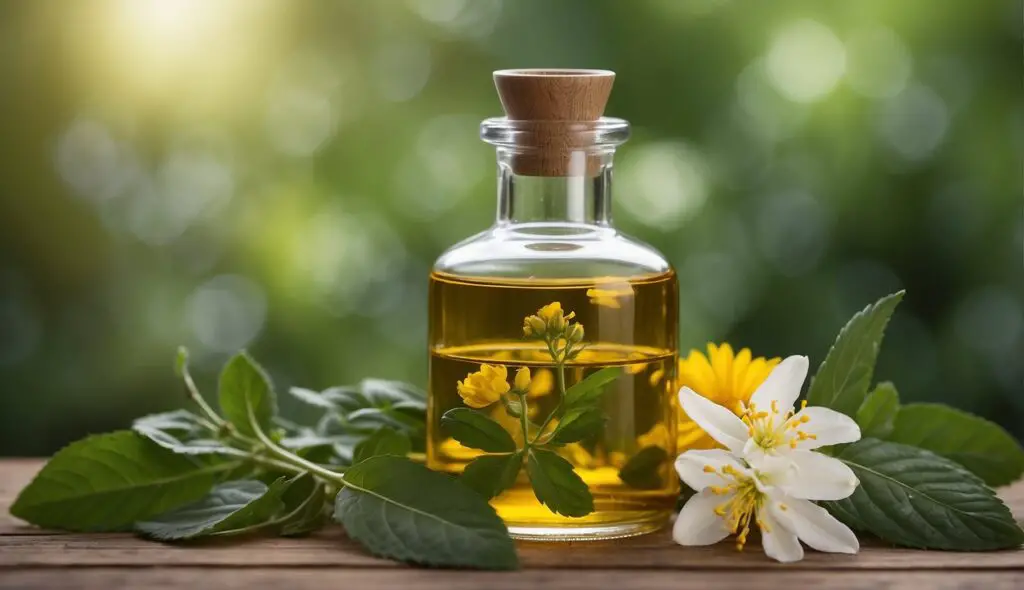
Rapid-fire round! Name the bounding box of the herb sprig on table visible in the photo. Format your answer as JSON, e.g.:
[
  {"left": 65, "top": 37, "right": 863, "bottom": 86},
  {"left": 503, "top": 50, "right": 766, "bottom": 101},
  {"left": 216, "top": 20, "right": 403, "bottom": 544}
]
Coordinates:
[
  {"left": 8, "top": 290, "right": 1024, "bottom": 568},
  {"left": 10, "top": 348, "right": 518, "bottom": 570}
]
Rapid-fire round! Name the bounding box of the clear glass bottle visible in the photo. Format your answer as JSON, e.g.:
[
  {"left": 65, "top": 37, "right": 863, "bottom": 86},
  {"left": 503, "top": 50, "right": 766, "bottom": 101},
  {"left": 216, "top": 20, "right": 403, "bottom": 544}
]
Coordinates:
[{"left": 427, "top": 70, "right": 678, "bottom": 541}]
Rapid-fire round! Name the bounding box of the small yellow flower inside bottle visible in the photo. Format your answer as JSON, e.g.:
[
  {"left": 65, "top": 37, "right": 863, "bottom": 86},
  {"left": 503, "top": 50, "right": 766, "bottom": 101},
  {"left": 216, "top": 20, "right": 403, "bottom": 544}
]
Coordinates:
[{"left": 427, "top": 69, "right": 679, "bottom": 541}]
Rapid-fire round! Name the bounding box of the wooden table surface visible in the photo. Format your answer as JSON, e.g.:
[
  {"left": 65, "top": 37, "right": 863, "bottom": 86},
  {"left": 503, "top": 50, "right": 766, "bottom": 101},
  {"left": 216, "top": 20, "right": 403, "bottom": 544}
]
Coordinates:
[{"left": 1, "top": 459, "right": 1021, "bottom": 589}]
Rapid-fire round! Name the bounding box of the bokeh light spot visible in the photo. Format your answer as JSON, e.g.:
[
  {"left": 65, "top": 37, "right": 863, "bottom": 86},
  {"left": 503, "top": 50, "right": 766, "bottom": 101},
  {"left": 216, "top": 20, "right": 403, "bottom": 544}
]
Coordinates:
[
  {"left": 187, "top": 275, "right": 267, "bottom": 353},
  {"left": 375, "top": 41, "right": 432, "bottom": 102},
  {"left": 766, "top": 19, "right": 846, "bottom": 103},
  {"left": 617, "top": 141, "right": 709, "bottom": 231},
  {"left": 845, "top": 26, "right": 912, "bottom": 99},
  {"left": 876, "top": 84, "right": 949, "bottom": 162}
]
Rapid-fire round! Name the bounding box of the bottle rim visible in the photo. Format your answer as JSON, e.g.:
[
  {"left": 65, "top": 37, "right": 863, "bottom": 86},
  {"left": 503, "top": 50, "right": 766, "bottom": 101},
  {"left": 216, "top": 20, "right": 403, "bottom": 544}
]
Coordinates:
[{"left": 479, "top": 117, "right": 630, "bottom": 149}]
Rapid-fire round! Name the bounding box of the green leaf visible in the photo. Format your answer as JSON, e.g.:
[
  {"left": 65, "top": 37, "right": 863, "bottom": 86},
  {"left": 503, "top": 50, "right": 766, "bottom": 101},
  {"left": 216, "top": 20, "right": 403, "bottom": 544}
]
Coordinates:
[
  {"left": 807, "top": 291, "right": 904, "bottom": 417},
  {"left": 562, "top": 367, "right": 624, "bottom": 409},
  {"left": 824, "top": 438, "right": 1024, "bottom": 550},
  {"left": 855, "top": 382, "right": 900, "bottom": 439},
  {"left": 334, "top": 455, "right": 518, "bottom": 570},
  {"left": 618, "top": 446, "right": 669, "bottom": 490},
  {"left": 11, "top": 431, "right": 238, "bottom": 532},
  {"left": 352, "top": 427, "right": 411, "bottom": 463},
  {"left": 548, "top": 408, "right": 606, "bottom": 445},
  {"left": 279, "top": 473, "right": 328, "bottom": 536},
  {"left": 132, "top": 410, "right": 246, "bottom": 457},
  {"left": 136, "top": 477, "right": 290, "bottom": 540},
  {"left": 297, "top": 379, "right": 428, "bottom": 451},
  {"left": 288, "top": 387, "right": 338, "bottom": 410},
  {"left": 441, "top": 408, "right": 516, "bottom": 452},
  {"left": 461, "top": 453, "right": 522, "bottom": 499},
  {"left": 526, "top": 449, "right": 593, "bottom": 517},
  {"left": 219, "top": 352, "right": 277, "bottom": 438},
  {"left": 888, "top": 404, "right": 1024, "bottom": 487}
]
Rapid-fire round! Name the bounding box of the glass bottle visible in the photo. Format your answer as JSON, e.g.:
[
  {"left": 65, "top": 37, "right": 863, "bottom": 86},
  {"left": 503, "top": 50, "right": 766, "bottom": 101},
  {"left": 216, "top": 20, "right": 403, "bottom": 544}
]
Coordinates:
[{"left": 427, "top": 69, "right": 678, "bottom": 541}]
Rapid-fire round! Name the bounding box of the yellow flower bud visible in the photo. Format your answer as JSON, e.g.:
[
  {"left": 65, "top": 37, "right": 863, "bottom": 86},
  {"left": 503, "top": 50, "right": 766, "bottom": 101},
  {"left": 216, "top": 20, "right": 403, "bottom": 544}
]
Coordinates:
[
  {"left": 566, "top": 323, "right": 584, "bottom": 343},
  {"left": 456, "top": 364, "right": 510, "bottom": 408},
  {"left": 514, "top": 367, "right": 531, "bottom": 391},
  {"left": 523, "top": 316, "right": 546, "bottom": 338}
]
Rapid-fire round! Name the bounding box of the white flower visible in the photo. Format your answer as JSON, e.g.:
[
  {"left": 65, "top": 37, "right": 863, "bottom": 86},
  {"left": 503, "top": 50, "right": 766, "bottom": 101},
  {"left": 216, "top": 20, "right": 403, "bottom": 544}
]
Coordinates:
[
  {"left": 678, "top": 355, "right": 862, "bottom": 472},
  {"left": 673, "top": 448, "right": 860, "bottom": 562}
]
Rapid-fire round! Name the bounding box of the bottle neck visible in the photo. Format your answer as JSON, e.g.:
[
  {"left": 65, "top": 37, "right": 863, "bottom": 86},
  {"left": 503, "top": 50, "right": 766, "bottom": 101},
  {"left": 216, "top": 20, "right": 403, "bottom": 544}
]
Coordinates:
[{"left": 495, "top": 149, "right": 614, "bottom": 226}]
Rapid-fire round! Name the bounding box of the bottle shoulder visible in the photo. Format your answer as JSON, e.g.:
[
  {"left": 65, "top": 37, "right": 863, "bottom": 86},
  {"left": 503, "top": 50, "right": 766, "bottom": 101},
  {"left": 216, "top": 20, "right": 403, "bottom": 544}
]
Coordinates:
[{"left": 432, "top": 223, "right": 672, "bottom": 280}]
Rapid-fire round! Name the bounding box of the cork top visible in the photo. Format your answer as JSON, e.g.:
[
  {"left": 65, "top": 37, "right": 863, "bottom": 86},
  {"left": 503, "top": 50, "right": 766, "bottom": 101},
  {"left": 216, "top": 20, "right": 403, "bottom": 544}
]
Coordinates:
[
  {"left": 487, "top": 69, "right": 623, "bottom": 177},
  {"left": 493, "top": 69, "right": 615, "bottom": 122}
]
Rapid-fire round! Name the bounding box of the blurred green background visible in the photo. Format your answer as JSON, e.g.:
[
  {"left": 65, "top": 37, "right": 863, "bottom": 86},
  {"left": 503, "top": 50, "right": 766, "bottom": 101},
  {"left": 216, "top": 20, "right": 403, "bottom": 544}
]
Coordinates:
[{"left": 1, "top": 0, "right": 1020, "bottom": 455}]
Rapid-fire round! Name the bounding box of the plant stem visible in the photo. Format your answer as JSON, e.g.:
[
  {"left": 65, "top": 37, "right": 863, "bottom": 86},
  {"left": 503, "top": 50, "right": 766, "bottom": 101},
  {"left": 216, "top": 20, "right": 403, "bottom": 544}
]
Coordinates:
[
  {"left": 532, "top": 339, "right": 568, "bottom": 444},
  {"left": 181, "top": 367, "right": 227, "bottom": 429},
  {"left": 246, "top": 400, "right": 348, "bottom": 486},
  {"left": 516, "top": 391, "right": 531, "bottom": 450}
]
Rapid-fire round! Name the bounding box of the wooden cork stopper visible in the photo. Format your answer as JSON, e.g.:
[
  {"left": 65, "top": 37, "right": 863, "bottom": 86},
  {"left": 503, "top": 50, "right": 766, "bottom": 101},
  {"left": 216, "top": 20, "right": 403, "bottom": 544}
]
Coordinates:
[{"left": 493, "top": 69, "right": 615, "bottom": 176}]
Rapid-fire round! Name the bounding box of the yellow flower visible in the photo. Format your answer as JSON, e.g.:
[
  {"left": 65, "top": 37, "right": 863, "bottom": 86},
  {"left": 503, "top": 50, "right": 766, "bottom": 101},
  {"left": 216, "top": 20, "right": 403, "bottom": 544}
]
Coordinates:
[
  {"left": 536, "top": 301, "right": 575, "bottom": 333},
  {"left": 586, "top": 285, "right": 633, "bottom": 308},
  {"left": 457, "top": 364, "right": 510, "bottom": 408},
  {"left": 526, "top": 368, "right": 554, "bottom": 398},
  {"left": 514, "top": 367, "right": 531, "bottom": 391},
  {"left": 677, "top": 343, "right": 781, "bottom": 451}
]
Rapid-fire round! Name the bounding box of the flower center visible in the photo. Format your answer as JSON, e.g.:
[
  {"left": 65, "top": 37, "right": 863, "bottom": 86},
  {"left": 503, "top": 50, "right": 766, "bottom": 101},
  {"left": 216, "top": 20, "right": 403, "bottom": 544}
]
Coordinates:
[
  {"left": 741, "top": 400, "right": 817, "bottom": 451},
  {"left": 703, "top": 464, "right": 770, "bottom": 551}
]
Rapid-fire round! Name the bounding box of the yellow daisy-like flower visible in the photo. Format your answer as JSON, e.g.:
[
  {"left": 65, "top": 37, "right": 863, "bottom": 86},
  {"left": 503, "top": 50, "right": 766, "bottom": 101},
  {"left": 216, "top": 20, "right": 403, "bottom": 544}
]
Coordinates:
[
  {"left": 457, "top": 364, "right": 510, "bottom": 408},
  {"left": 677, "top": 343, "right": 781, "bottom": 451}
]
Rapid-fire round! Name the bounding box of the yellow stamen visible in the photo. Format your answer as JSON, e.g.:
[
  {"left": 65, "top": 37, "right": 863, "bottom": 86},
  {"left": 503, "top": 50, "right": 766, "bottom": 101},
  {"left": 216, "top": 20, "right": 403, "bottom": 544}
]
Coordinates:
[
  {"left": 703, "top": 465, "right": 717, "bottom": 473},
  {"left": 770, "top": 400, "right": 778, "bottom": 413}
]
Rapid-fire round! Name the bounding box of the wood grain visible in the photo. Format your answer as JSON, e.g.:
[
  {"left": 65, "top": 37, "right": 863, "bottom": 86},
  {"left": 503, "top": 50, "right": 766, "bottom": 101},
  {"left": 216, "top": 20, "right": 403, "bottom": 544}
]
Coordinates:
[
  {"left": 1, "top": 459, "right": 1022, "bottom": 589},
  {"left": 1, "top": 569, "right": 1022, "bottom": 590}
]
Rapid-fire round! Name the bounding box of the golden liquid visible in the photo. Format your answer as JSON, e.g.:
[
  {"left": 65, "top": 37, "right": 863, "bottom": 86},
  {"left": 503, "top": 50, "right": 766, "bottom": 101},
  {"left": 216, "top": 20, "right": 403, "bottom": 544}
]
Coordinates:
[{"left": 427, "top": 270, "right": 678, "bottom": 540}]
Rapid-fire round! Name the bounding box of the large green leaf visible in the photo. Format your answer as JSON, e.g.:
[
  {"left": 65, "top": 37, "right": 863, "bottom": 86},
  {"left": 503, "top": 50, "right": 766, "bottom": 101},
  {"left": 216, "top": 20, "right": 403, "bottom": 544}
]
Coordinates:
[
  {"left": 440, "top": 408, "right": 516, "bottom": 452},
  {"left": 352, "top": 427, "right": 411, "bottom": 463},
  {"left": 888, "top": 404, "right": 1024, "bottom": 487},
  {"left": 334, "top": 455, "right": 518, "bottom": 570},
  {"left": 526, "top": 449, "right": 593, "bottom": 517},
  {"left": 11, "top": 431, "right": 237, "bottom": 532},
  {"left": 219, "top": 353, "right": 277, "bottom": 437},
  {"left": 461, "top": 453, "right": 522, "bottom": 499},
  {"left": 618, "top": 446, "right": 669, "bottom": 490},
  {"left": 548, "top": 407, "right": 606, "bottom": 445},
  {"left": 136, "top": 478, "right": 289, "bottom": 540},
  {"left": 807, "top": 291, "right": 904, "bottom": 417},
  {"left": 855, "top": 382, "right": 900, "bottom": 439},
  {"left": 825, "top": 438, "right": 1024, "bottom": 550},
  {"left": 562, "top": 367, "right": 624, "bottom": 409}
]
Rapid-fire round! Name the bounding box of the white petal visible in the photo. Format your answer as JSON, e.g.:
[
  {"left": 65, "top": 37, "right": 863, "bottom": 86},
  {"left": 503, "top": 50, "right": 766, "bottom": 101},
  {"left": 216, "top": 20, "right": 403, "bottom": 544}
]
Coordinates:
[
  {"left": 749, "top": 355, "right": 808, "bottom": 415},
  {"left": 768, "top": 497, "right": 859, "bottom": 555},
  {"left": 771, "top": 450, "right": 859, "bottom": 501},
  {"left": 759, "top": 508, "right": 804, "bottom": 563},
  {"left": 744, "top": 444, "right": 791, "bottom": 477},
  {"left": 789, "top": 407, "right": 861, "bottom": 450},
  {"left": 673, "top": 490, "right": 732, "bottom": 546},
  {"left": 678, "top": 387, "right": 749, "bottom": 453},
  {"left": 675, "top": 449, "right": 748, "bottom": 491}
]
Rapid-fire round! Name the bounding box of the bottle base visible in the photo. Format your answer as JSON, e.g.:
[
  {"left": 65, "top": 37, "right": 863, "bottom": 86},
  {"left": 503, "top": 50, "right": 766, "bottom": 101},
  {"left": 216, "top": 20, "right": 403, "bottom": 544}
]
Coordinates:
[{"left": 507, "top": 510, "right": 671, "bottom": 542}]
